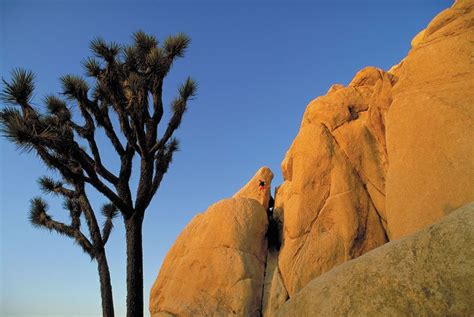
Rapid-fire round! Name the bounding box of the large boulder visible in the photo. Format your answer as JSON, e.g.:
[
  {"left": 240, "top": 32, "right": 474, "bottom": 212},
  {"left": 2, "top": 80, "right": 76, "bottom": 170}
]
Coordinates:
[
  {"left": 275, "top": 66, "right": 392, "bottom": 297},
  {"left": 385, "top": 0, "right": 474, "bottom": 239},
  {"left": 275, "top": 203, "right": 474, "bottom": 316},
  {"left": 149, "top": 168, "right": 273, "bottom": 317}
]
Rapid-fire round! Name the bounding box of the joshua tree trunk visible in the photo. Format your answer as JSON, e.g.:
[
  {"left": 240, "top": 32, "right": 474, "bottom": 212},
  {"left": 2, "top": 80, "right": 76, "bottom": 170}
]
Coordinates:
[
  {"left": 96, "top": 250, "right": 115, "bottom": 317},
  {"left": 125, "top": 212, "right": 144, "bottom": 317}
]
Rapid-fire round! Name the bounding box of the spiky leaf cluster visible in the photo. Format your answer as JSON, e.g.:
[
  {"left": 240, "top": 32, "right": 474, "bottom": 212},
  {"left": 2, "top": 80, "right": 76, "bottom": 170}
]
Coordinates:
[
  {"left": 0, "top": 68, "right": 35, "bottom": 105},
  {"left": 28, "top": 195, "right": 95, "bottom": 257}
]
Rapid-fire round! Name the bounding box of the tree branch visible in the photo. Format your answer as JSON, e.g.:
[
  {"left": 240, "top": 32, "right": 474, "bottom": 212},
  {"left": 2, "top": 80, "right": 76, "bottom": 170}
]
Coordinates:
[
  {"left": 75, "top": 186, "right": 105, "bottom": 250},
  {"left": 147, "top": 139, "right": 179, "bottom": 209},
  {"left": 101, "top": 203, "right": 119, "bottom": 245},
  {"left": 147, "top": 82, "right": 163, "bottom": 149},
  {"left": 134, "top": 156, "right": 154, "bottom": 214},
  {"left": 38, "top": 176, "right": 75, "bottom": 198},
  {"left": 29, "top": 197, "right": 94, "bottom": 257},
  {"left": 73, "top": 99, "right": 119, "bottom": 185},
  {"left": 36, "top": 145, "right": 127, "bottom": 213},
  {"left": 116, "top": 144, "right": 134, "bottom": 215},
  {"left": 150, "top": 78, "right": 196, "bottom": 154},
  {"left": 97, "top": 70, "right": 139, "bottom": 152},
  {"left": 96, "top": 103, "right": 126, "bottom": 154}
]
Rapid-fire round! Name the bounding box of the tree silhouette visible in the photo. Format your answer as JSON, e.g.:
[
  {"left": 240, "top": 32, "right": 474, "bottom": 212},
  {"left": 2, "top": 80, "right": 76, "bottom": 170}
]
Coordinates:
[{"left": 0, "top": 31, "right": 196, "bottom": 317}]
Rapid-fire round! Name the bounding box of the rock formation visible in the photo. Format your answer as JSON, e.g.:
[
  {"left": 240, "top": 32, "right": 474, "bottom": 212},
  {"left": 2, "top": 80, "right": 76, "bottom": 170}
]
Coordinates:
[
  {"left": 149, "top": 167, "right": 273, "bottom": 317},
  {"left": 150, "top": 1, "right": 474, "bottom": 316},
  {"left": 275, "top": 203, "right": 474, "bottom": 317},
  {"left": 274, "top": 65, "right": 392, "bottom": 298},
  {"left": 268, "top": 0, "right": 474, "bottom": 305},
  {"left": 385, "top": 0, "right": 474, "bottom": 239}
]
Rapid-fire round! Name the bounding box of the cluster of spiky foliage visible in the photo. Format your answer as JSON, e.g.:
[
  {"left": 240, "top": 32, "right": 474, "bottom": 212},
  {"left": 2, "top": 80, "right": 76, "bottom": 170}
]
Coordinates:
[{"left": 0, "top": 31, "right": 196, "bottom": 316}]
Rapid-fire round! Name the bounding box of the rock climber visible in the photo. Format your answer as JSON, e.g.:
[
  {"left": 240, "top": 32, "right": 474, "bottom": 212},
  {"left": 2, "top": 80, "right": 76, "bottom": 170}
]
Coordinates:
[{"left": 259, "top": 180, "right": 266, "bottom": 191}]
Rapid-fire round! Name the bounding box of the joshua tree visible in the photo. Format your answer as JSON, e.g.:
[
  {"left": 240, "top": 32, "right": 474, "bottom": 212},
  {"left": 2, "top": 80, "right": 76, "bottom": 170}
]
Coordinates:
[{"left": 0, "top": 31, "right": 196, "bottom": 317}]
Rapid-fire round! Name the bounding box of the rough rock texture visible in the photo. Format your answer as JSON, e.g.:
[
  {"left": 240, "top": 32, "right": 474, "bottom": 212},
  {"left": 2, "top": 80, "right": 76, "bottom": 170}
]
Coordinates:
[
  {"left": 149, "top": 168, "right": 272, "bottom": 317},
  {"left": 385, "top": 0, "right": 474, "bottom": 239},
  {"left": 275, "top": 66, "right": 392, "bottom": 297},
  {"left": 275, "top": 203, "right": 474, "bottom": 317}
]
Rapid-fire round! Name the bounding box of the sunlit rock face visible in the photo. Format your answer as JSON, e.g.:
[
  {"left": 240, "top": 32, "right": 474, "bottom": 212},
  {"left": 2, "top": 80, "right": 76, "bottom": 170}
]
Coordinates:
[
  {"left": 275, "top": 203, "right": 474, "bottom": 317},
  {"left": 385, "top": 0, "right": 474, "bottom": 239},
  {"left": 149, "top": 168, "right": 272, "bottom": 317},
  {"left": 233, "top": 166, "right": 274, "bottom": 211},
  {"left": 275, "top": 65, "right": 392, "bottom": 298}
]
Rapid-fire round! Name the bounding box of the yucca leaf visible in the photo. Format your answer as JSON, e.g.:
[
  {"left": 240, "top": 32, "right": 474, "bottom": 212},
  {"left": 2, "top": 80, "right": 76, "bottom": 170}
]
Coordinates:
[
  {"left": 83, "top": 57, "right": 102, "bottom": 77},
  {"left": 163, "top": 33, "right": 190, "bottom": 58},
  {"left": 179, "top": 77, "right": 197, "bottom": 100},
  {"left": 101, "top": 203, "right": 118, "bottom": 219},
  {"left": 133, "top": 30, "right": 158, "bottom": 53},
  {"left": 38, "top": 176, "right": 63, "bottom": 194},
  {"left": 61, "top": 75, "right": 89, "bottom": 100},
  {"left": 0, "top": 68, "right": 35, "bottom": 105},
  {"left": 29, "top": 197, "right": 51, "bottom": 227}
]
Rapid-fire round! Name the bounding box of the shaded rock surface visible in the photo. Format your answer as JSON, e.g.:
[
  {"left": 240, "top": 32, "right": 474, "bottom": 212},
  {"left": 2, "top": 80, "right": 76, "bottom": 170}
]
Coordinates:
[
  {"left": 275, "top": 203, "right": 474, "bottom": 317},
  {"left": 385, "top": 0, "right": 474, "bottom": 239},
  {"left": 261, "top": 250, "right": 288, "bottom": 317},
  {"left": 149, "top": 168, "right": 272, "bottom": 317}
]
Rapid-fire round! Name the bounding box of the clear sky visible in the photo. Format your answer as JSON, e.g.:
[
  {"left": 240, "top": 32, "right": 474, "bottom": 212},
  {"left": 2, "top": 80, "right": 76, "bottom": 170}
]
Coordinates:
[{"left": 1, "top": 0, "right": 451, "bottom": 316}]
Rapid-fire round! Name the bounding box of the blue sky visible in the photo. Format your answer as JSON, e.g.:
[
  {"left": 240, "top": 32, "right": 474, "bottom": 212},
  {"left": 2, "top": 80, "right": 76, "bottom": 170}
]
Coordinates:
[{"left": 1, "top": 0, "right": 451, "bottom": 316}]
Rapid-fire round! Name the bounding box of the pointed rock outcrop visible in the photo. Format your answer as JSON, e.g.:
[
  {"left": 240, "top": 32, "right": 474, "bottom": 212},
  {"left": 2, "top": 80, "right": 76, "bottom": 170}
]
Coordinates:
[
  {"left": 234, "top": 166, "right": 274, "bottom": 210},
  {"left": 149, "top": 167, "right": 273, "bottom": 317}
]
